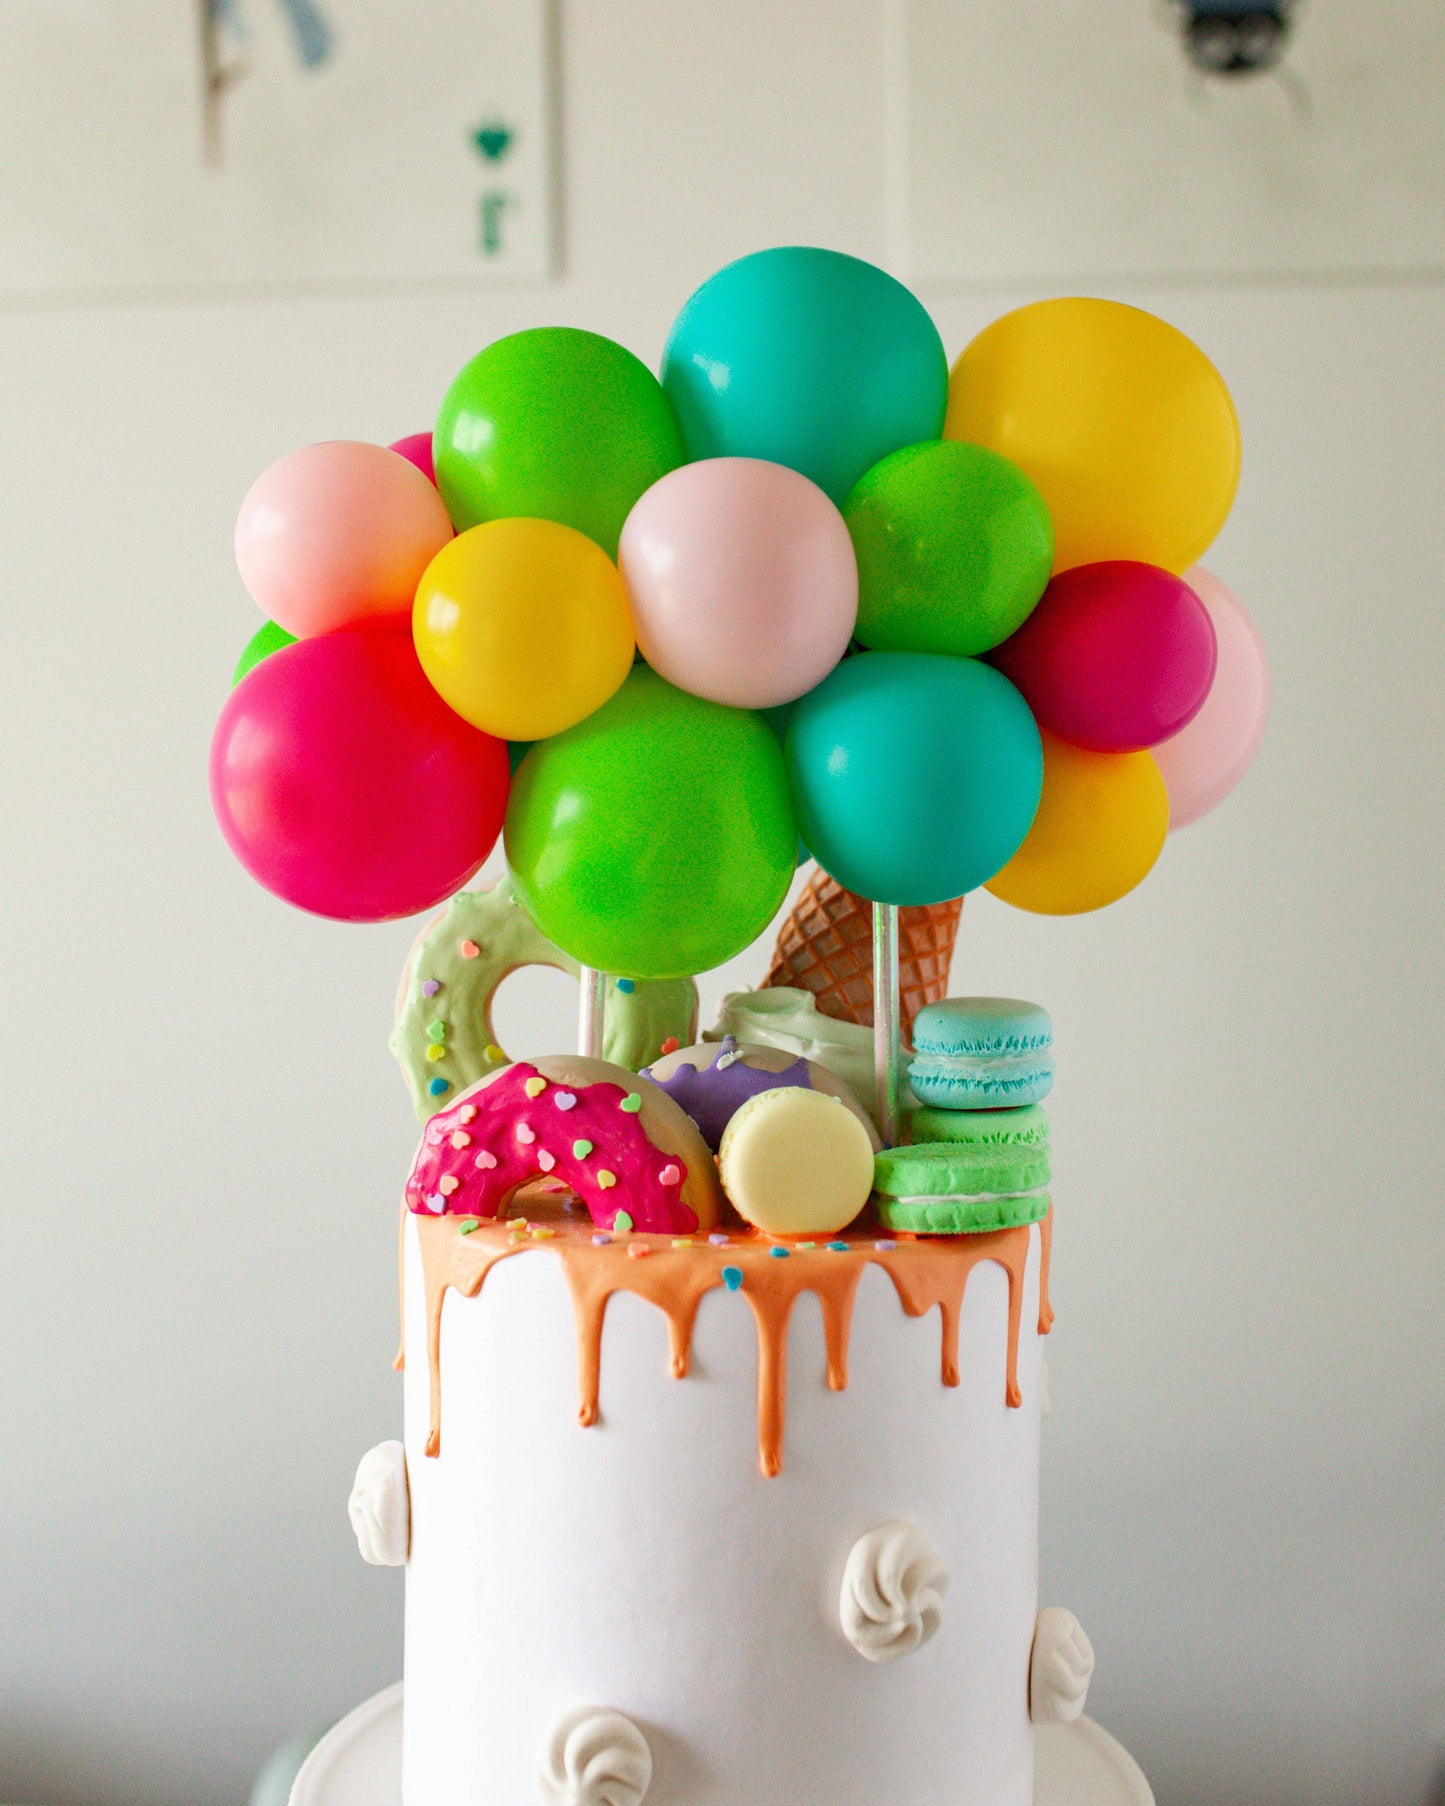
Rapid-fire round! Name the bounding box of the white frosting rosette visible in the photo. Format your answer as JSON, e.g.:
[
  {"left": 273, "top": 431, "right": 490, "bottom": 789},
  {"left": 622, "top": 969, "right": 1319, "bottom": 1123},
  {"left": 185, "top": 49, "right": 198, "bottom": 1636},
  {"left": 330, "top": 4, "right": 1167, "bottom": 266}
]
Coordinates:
[
  {"left": 347, "top": 1441, "right": 410, "bottom": 1567},
  {"left": 535, "top": 1706, "right": 653, "bottom": 1806},
  {"left": 1030, "top": 1607, "right": 1095, "bottom": 1723},
  {"left": 839, "top": 1521, "right": 950, "bottom": 1662}
]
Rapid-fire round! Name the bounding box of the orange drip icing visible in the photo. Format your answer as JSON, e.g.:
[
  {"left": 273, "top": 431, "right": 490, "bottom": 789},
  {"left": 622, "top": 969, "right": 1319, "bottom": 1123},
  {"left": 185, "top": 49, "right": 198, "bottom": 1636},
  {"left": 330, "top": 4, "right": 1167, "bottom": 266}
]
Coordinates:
[{"left": 413, "top": 1206, "right": 1052, "bottom": 1476}]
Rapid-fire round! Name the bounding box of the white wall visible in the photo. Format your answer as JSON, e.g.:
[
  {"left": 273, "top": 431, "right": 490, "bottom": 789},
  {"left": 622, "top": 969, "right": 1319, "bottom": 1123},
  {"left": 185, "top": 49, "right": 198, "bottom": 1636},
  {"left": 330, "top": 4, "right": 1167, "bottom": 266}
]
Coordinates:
[{"left": 0, "top": 5, "right": 1440, "bottom": 1805}]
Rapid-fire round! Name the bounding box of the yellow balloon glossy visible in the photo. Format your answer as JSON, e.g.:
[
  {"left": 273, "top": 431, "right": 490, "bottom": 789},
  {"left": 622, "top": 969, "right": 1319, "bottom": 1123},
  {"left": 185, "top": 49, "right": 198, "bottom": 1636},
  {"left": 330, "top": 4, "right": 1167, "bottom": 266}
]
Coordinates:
[
  {"left": 413, "top": 519, "right": 635, "bottom": 741},
  {"left": 985, "top": 733, "right": 1168, "bottom": 916},
  {"left": 945, "top": 298, "right": 1241, "bottom": 575}
]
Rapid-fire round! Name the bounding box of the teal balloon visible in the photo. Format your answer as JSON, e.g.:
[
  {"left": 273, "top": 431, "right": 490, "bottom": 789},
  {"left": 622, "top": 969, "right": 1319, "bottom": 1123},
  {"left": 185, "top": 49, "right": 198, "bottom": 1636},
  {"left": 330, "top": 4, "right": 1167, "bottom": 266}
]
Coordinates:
[
  {"left": 232, "top": 618, "right": 296, "bottom": 687},
  {"left": 435, "top": 326, "right": 684, "bottom": 558},
  {"left": 786, "top": 651, "right": 1042, "bottom": 905},
  {"left": 846, "top": 441, "right": 1054, "bottom": 657},
  {"left": 505, "top": 668, "right": 797, "bottom": 979},
  {"left": 660, "top": 247, "right": 948, "bottom": 506}
]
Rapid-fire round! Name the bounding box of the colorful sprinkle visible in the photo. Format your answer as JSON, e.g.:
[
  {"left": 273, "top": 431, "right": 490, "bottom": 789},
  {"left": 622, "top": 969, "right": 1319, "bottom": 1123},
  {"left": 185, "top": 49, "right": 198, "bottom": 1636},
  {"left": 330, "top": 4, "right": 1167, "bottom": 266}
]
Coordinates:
[
  {"left": 722, "top": 1265, "right": 744, "bottom": 1291},
  {"left": 572, "top": 1139, "right": 594, "bottom": 1159},
  {"left": 483, "top": 1044, "right": 506, "bottom": 1065},
  {"left": 769, "top": 1246, "right": 790, "bottom": 1259},
  {"left": 530, "top": 1226, "right": 555, "bottom": 1240},
  {"left": 421, "top": 980, "right": 441, "bottom": 998},
  {"left": 426, "top": 1019, "right": 446, "bottom": 1040},
  {"left": 875, "top": 1238, "right": 897, "bottom": 1251},
  {"left": 424, "top": 1192, "right": 445, "bottom": 1213},
  {"left": 827, "top": 1241, "right": 850, "bottom": 1252},
  {"left": 428, "top": 1077, "right": 450, "bottom": 1097},
  {"left": 591, "top": 1233, "right": 612, "bottom": 1246},
  {"left": 450, "top": 1131, "right": 472, "bottom": 1150},
  {"left": 536, "top": 1149, "right": 556, "bottom": 1173},
  {"left": 614, "top": 1209, "right": 633, "bottom": 1231},
  {"left": 708, "top": 1232, "right": 730, "bottom": 1247},
  {"left": 597, "top": 1171, "right": 617, "bottom": 1191},
  {"left": 474, "top": 1149, "right": 498, "bottom": 1170},
  {"left": 508, "top": 1218, "right": 528, "bottom": 1235},
  {"left": 524, "top": 1076, "right": 547, "bottom": 1099},
  {"left": 438, "top": 1175, "right": 460, "bottom": 1196},
  {"left": 627, "top": 1241, "right": 651, "bottom": 1259},
  {"left": 616, "top": 977, "right": 635, "bottom": 993},
  {"left": 671, "top": 1238, "right": 694, "bottom": 1248},
  {"left": 425, "top": 1044, "right": 445, "bottom": 1062},
  {"left": 659, "top": 1037, "right": 680, "bottom": 1055},
  {"left": 458, "top": 1220, "right": 480, "bottom": 1236},
  {"left": 620, "top": 1093, "right": 642, "bottom": 1115},
  {"left": 459, "top": 940, "right": 480, "bottom": 959},
  {"left": 458, "top": 1105, "right": 477, "bottom": 1124},
  {"left": 658, "top": 1163, "right": 681, "bottom": 1186},
  {"left": 798, "top": 1241, "right": 816, "bottom": 1251},
  {"left": 555, "top": 1092, "right": 577, "bottom": 1111}
]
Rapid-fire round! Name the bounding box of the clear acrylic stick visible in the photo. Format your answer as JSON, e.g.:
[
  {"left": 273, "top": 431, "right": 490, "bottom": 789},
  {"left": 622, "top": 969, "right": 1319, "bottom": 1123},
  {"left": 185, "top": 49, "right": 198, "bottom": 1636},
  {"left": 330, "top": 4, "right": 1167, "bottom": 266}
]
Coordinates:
[
  {"left": 872, "top": 902, "right": 902, "bottom": 1147},
  {"left": 578, "top": 966, "right": 607, "bottom": 1059}
]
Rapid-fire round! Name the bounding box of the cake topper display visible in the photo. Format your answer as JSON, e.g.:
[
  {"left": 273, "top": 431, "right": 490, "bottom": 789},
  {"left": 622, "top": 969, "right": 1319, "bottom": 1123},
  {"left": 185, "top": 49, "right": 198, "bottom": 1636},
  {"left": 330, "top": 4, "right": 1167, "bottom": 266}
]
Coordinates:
[{"left": 209, "top": 244, "right": 1268, "bottom": 1131}]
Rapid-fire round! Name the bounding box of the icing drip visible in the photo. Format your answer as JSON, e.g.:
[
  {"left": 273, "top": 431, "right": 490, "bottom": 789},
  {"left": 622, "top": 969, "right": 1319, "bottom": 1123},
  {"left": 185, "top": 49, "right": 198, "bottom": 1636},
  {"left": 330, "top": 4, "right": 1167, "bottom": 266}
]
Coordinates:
[
  {"left": 414, "top": 1208, "right": 1052, "bottom": 1476},
  {"left": 405, "top": 1063, "right": 699, "bottom": 1236},
  {"left": 642, "top": 1036, "right": 814, "bottom": 1147}
]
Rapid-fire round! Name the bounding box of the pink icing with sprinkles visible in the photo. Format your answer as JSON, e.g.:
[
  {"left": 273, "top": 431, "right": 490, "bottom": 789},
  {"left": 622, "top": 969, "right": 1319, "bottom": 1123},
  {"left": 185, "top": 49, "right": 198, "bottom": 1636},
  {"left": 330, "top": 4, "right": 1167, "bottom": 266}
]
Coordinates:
[{"left": 404, "top": 1063, "right": 700, "bottom": 1235}]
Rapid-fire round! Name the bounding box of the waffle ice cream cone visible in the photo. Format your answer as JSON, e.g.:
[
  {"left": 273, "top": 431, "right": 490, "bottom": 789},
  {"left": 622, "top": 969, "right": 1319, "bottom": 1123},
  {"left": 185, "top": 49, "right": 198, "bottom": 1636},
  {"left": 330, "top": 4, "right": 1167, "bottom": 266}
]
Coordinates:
[{"left": 763, "top": 868, "right": 963, "bottom": 1044}]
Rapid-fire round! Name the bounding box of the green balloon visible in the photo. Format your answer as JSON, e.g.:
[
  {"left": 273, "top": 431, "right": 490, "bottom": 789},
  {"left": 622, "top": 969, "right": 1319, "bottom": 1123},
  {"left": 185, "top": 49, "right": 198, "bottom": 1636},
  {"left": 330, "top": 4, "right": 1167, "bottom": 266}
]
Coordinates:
[
  {"left": 435, "top": 327, "right": 685, "bottom": 558},
  {"left": 232, "top": 618, "right": 297, "bottom": 687},
  {"left": 845, "top": 440, "right": 1054, "bottom": 658},
  {"left": 505, "top": 668, "right": 797, "bottom": 980}
]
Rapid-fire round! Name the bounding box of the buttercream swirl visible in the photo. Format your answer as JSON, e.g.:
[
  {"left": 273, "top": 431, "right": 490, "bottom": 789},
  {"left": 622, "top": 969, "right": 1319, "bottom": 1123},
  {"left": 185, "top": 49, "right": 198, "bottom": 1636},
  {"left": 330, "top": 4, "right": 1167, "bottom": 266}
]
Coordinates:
[
  {"left": 1030, "top": 1607, "right": 1094, "bottom": 1723},
  {"left": 348, "top": 1440, "right": 409, "bottom": 1567},
  {"left": 535, "top": 1705, "right": 653, "bottom": 1806},
  {"left": 839, "top": 1521, "right": 949, "bottom": 1662}
]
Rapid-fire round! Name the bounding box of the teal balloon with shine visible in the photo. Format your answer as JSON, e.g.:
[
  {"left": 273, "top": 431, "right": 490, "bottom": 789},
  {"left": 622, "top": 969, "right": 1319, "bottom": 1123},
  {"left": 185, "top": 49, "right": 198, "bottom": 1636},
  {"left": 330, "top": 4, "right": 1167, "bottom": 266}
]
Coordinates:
[
  {"left": 505, "top": 668, "right": 797, "bottom": 979},
  {"left": 435, "top": 327, "right": 684, "bottom": 558},
  {"left": 786, "top": 651, "right": 1043, "bottom": 905},
  {"left": 232, "top": 618, "right": 296, "bottom": 687},
  {"left": 846, "top": 441, "right": 1054, "bottom": 657},
  {"left": 661, "top": 247, "right": 947, "bottom": 506}
]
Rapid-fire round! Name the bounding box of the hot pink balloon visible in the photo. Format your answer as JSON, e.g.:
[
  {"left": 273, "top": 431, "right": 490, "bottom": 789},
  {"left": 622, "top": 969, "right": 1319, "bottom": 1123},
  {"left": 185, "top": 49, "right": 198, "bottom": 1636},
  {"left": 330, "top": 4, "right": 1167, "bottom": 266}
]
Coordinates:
[
  {"left": 388, "top": 432, "right": 436, "bottom": 485},
  {"left": 618, "top": 457, "right": 858, "bottom": 709},
  {"left": 1153, "top": 567, "right": 1269, "bottom": 828},
  {"left": 990, "top": 560, "right": 1217, "bottom": 752},
  {"left": 235, "top": 441, "right": 453, "bottom": 638},
  {"left": 210, "top": 625, "right": 508, "bottom": 921}
]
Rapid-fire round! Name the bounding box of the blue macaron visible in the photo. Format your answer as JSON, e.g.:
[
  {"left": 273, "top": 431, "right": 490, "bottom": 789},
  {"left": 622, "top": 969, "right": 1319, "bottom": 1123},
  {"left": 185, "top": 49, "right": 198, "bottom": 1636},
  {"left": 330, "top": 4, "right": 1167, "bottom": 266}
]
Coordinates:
[{"left": 907, "top": 997, "right": 1054, "bottom": 1109}]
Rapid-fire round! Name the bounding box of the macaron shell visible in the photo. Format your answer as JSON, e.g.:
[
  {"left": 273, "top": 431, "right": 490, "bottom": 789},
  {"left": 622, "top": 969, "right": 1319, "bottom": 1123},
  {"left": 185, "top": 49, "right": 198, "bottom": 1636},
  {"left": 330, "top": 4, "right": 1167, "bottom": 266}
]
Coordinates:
[
  {"left": 718, "top": 1087, "right": 875, "bottom": 1237},
  {"left": 874, "top": 1133, "right": 1052, "bottom": 1201},
  {"left": 908, "top": 1102, "right": 1051, "bottom": 1148},
  {"left": 875, "top": 1190, "right": 1050, "bottom": 1235},
  {"left": 910, "top": 995, "right": 1053, "bottom": 1055},
  {"left": 906, "top": 1057, "right": 1054, "bottom": 1110}
]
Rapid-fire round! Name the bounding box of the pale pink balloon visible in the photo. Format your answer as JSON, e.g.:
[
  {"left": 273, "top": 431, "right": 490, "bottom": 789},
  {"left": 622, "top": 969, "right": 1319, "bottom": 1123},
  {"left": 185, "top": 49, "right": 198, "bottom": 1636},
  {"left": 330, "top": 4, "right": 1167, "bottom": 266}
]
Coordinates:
[
  {"left": 235, "top": 440, "right": 453, "bottom": 638},
  {"left": 1153, "top": 567, "right": 1270, "bottom": 829},
  {"left": 619, "top": 457, "right": 858, "bottom": 708}
]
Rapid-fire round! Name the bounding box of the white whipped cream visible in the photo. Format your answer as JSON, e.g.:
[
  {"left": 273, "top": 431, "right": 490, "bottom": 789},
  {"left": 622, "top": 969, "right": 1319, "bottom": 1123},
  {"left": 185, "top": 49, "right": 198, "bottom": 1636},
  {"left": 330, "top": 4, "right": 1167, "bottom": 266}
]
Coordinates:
[
  {"left": 535, "top": 1705, "right": 653, "bottom": 1806},
  {"left": 839, "top": 1521, "right": 949, "bottom": 1663},
  {"left": 709, "top": 988, "right": 889, "bottom": 1121},
  {"left": 348, "top": 1441, "right": 409, "bottom": 1567},
  {"left": 1030, "top": 1607, "right": 1095, "bottom": 1723}
]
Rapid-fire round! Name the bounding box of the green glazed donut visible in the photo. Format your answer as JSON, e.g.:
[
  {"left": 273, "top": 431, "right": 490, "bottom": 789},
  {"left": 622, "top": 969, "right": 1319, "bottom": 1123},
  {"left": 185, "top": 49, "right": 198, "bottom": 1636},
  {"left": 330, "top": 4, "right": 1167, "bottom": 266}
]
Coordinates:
[{"left": 390, "top": 877, "right": 698, "bottom": 1121}]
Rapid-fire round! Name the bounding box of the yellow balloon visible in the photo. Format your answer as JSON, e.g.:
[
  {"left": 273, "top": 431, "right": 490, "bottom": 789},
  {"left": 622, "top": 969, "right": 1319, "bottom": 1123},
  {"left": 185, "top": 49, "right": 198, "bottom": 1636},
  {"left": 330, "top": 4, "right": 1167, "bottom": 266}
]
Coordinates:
[
  {"left": 945, "top": 298, "right": 1240, "bottom": 575},
  {"left": 986, "top": 733, "right": 1168, "bottom": 916},
  {"left": 413, "top": 519, "right": 635, "bottom": 741}
]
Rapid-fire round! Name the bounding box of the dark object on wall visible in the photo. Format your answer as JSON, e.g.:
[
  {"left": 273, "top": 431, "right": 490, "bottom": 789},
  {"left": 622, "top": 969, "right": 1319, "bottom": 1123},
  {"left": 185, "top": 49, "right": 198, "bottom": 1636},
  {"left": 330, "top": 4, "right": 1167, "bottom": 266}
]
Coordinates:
[{"left": 1178, "top": 0, "right": 1293, "bottom": 75}]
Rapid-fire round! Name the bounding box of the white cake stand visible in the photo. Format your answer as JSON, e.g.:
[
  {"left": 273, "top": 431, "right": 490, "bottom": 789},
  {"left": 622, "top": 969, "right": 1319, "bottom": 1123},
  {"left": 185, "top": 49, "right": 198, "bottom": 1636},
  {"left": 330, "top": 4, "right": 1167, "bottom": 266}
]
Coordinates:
[{"left": 288, "top": 1682, "right": 1154, "bottom": 1806}]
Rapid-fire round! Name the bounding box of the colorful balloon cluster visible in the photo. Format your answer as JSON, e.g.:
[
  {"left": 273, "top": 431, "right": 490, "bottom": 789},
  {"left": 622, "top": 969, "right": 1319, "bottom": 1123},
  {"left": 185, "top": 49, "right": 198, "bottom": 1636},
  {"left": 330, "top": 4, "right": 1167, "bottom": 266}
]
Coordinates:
[{"left": 210, "top": 247, "right": 1268, "bottom": 973}]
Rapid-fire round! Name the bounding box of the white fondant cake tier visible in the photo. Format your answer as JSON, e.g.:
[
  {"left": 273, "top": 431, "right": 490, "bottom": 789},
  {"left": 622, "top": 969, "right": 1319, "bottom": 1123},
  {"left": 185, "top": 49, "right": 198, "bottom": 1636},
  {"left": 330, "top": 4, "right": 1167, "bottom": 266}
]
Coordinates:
[{"left": 400, "top": 1214, "right": 1046, "bottom": 1806}]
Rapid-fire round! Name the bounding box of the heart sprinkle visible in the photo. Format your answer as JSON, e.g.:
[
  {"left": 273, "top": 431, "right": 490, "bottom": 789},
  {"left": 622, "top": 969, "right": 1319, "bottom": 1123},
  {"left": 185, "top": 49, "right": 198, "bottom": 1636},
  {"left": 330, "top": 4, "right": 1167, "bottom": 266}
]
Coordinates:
[
  {"left": 627, "top": 1242, "right": 650, "bottom": 1259},
  {"left": 572, "top": 1139, "right": 594, "bottom": 1159},
  {"left": 516, "top": 1124, "right": 536, "bottom": 1145},
  {"left": 524, "top": 1077, "right": 547, "bottom": 1099},
  {"left": 536, "top": 1150, "right": 556, "bottom": 1172},
  {"left": 658, "top": 1163, "right": 681, "bottom": 1186},
  {"left": 620, "top": 1094, "right": 642, "bottom": 1114},
  {"left": 424, "top": 1192, "right": 445, "bottom": 1213},
  {"left": 722, "top": 1266, "right": 743, "bottom": 1291},
  {"left": 659, "top": 1037, "right": 679, "bottom": 1055},
  {"left": 459, "top": 940, "right": 480, "bottom": 959},
  {"left": 554, "top": 1092, "right": 577, "bottom": 1111},
  {"left": 484, "top": 1044, "right": 506, "bottom": 1065},
  {"left": 438, "top": 1175, "right": 460, "bottom": 1196},
  {"left": 474, "top": 1149, "right": 498, "bottom": 1169},
  {"left": 596, "top": 1170, "right": 617, "bottom": 1190},
  {"left": 613, "top": 1210, "right": 633, "bottom": 1232},
  {"left": 450, "top": 1131, "right": 471, "bottom": 1150},
  {"left": 458, "top": 1105, "right": 478, "bottom": 1123},
  {"left": 421, "top": 980, "right": 441, "bottom": 997}
]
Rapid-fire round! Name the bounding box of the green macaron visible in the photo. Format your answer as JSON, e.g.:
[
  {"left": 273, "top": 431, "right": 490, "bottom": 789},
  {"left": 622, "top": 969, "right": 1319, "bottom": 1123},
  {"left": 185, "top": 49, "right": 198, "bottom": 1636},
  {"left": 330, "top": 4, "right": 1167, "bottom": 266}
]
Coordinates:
[{"left": 873, "top": 1107, "right": 1051, "bottom": 1234}]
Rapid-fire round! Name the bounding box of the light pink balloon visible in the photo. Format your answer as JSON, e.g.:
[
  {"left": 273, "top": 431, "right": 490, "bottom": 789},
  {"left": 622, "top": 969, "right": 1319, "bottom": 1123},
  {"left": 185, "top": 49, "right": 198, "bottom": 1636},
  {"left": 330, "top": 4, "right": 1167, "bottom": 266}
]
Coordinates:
[
  {"left": 619, "top": 457, "right": 858, "bottom": 708},
  {"left": 1153, "top": 567, "right": 1270, "bottom": 829},
  {"left": 235, "top": 441, "right": 454, "bottom": 638}
]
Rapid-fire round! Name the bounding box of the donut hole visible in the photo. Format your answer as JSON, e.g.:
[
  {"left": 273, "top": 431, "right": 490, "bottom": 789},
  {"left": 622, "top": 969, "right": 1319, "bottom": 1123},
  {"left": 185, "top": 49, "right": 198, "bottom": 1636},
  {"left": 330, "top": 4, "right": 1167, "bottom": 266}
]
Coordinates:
[{"left": 489, "top": 961, "right": 579, "bottom": 1064}]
